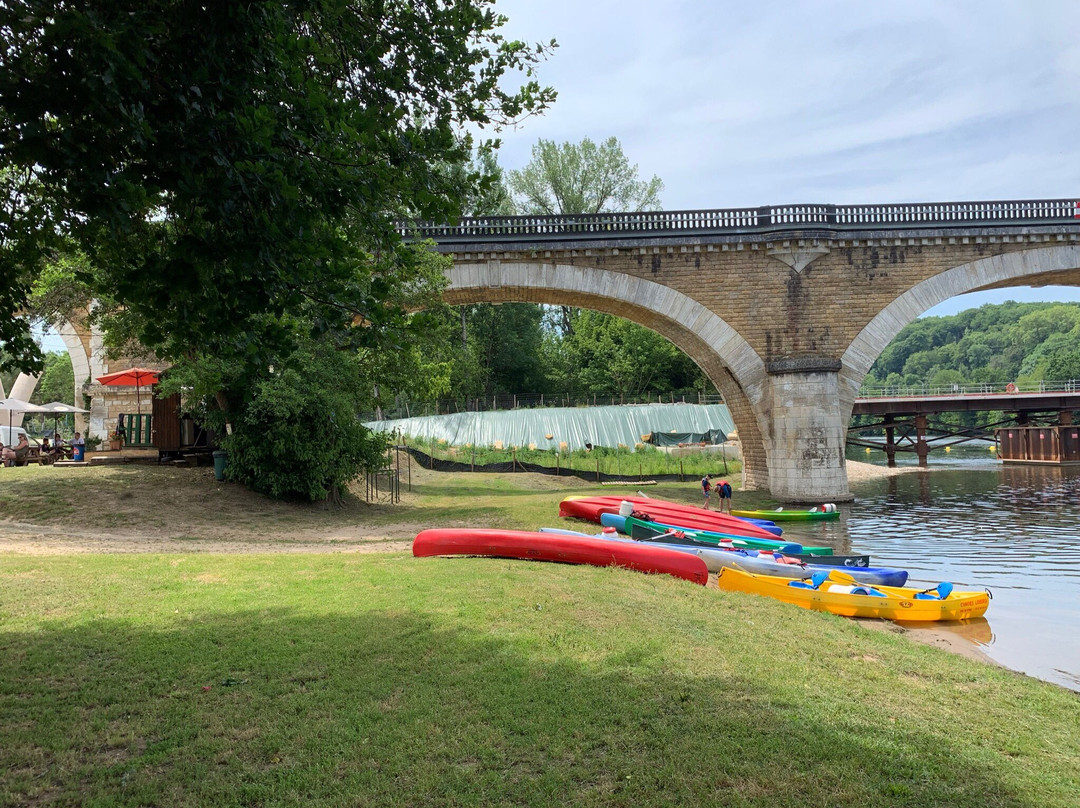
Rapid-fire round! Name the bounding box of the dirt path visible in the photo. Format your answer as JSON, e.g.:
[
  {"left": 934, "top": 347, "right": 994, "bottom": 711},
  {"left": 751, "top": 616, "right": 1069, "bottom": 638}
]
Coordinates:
[{"left": 0, "top": 520, "right": 415, "bottom": 555}]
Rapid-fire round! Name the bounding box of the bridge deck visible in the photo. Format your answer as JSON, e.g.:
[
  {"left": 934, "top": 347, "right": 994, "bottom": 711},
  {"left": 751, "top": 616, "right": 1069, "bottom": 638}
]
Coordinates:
[{"left": 852, "top": 391, "right": 1080, "bottom": 416}]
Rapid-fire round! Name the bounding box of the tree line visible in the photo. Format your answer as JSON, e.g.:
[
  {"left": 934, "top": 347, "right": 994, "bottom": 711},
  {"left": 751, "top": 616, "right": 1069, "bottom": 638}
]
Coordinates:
[{"left": 862, "top": 301, "right": 1080, "bottom": 391}]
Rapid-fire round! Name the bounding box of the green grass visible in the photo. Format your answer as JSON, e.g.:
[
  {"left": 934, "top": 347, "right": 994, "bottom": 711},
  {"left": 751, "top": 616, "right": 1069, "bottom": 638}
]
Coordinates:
[
  {"left": 2, "top": 554, "right": 1079, "bottom": 807},
  {"left": 409, "top": 436, "right": 741, "bottom": 480},
  {"left": 0, "top": 460, "right": 728, "bottom": 538}
]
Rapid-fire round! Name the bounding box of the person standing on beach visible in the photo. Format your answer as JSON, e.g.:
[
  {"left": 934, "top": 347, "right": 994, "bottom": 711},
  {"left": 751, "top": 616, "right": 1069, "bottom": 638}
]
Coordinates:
[
  {"left": 716, "top": 479, "right": 733, "bottom": 513},
  {"left": 700, "top": 474, "right": 712, "bottom": 508}
]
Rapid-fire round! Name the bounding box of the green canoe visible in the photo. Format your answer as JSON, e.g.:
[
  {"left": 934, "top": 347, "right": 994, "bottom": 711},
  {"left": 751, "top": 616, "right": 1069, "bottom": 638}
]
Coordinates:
[
  {"left": 732, "top": 508, "right": 840, "bottom": 522},
  {"left": 622, "top": 515, "right": 834, "bottom": 555}
]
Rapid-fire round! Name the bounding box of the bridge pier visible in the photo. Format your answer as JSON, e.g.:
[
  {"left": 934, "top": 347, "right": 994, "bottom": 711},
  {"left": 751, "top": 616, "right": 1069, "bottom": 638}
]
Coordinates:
[
  {"left": 915, "top": 414, "right": 929, "bottom": 467},
  {"left": 764, "top": 360, "right": 852, "bottom": 503},
  {"left": 884, "top": 416, "right": 897, "bottom": 467}
]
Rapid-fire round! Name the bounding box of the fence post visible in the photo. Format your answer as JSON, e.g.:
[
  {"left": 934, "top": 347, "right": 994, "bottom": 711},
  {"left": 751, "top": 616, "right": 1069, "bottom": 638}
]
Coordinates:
[
  {"left": 512, "top": 446, "right": 517, "bottom": 471},
  {"left": 680, "top": 460, "right": 683, "bottom": 482},
  {"left": 471, "top": 445, "right": 475, "bottom": 473},
  {"left": 596, "top": 456, "right": 600, "bottom": 483},
  {"left": 556, "top": 453, "right": 560, "bottom": 476}
]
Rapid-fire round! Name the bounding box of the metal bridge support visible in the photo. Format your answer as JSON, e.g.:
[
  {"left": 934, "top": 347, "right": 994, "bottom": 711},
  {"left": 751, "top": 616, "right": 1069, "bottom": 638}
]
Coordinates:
[
  {"left": 884, "top": 415, "right": 897, "bottom": 468},
  {"left": 915, "top": 414, "right": 929, "bottom": 467},
  {"left": 764, "top": 360, "right": 852, "bottom": 502}
]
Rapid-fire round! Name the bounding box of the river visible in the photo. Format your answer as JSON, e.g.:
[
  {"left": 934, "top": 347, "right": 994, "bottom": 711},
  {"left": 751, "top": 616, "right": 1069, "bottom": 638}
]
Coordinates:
[{"left": 763, "top": 445, "right": 1080, "bottom": 691}]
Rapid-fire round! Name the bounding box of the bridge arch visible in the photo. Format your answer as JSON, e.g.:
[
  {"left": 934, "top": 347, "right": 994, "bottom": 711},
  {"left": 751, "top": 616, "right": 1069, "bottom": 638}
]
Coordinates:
[
  {"left": 444, "top": 261, "right": 773, "bottom": 489},
  {"left": 4, "top": 316, "right": 99, "bottom": 434},
  {"left": 839, "top": 244, "right": 1080, "bottom": 413}
]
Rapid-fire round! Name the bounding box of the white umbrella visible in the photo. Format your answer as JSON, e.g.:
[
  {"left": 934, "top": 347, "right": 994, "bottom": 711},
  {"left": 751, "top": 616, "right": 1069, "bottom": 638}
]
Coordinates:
[
  {"left": 0, "top": 398, "right": 52, "bottom": 439},
  {"left": 39, "top": 401, "right": 90, "bottom": 441}
]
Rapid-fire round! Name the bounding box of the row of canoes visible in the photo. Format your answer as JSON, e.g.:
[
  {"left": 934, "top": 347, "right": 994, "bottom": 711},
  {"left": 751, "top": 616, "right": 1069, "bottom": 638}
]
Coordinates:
[{"left": 412, "top": 493, "right": 990, "bottom": 622}]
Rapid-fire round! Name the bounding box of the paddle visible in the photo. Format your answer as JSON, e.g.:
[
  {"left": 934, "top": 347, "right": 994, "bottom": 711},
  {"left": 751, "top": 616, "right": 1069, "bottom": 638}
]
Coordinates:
[{"left": 827, "top": 569, "right": 860, "bottom": 586}]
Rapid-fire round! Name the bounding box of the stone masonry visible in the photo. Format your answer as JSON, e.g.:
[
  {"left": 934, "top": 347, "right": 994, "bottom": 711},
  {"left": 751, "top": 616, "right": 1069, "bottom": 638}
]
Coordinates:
[{"left": 437, "top": 226, "right": 1080, "bottom": 501}]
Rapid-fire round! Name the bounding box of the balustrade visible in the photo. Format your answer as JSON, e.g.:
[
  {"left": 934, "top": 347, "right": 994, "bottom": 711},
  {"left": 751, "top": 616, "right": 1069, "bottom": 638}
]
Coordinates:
[{"left": 404, "top": 198, "right": 1079, "bottom": 242}]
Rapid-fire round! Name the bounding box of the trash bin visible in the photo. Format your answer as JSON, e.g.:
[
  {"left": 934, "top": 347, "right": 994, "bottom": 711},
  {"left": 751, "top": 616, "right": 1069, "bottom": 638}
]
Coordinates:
[
  {"left": 212, "top": 449, "right": 228, "bottom": 481},
  {"left": 72, "top": 445, "right": 85, "bottom": 462}
]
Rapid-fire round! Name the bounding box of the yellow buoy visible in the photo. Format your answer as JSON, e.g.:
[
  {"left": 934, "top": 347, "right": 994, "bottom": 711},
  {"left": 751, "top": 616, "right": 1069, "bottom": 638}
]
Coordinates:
[
  {"left": 945, "top": 446, "right": 951, "bottom": 452},
  {"left": 865, "top": 447, "right": 871, "bottom": 453},
  {"left": 989, "top": 445, "right": 996, "bottom": 451}
]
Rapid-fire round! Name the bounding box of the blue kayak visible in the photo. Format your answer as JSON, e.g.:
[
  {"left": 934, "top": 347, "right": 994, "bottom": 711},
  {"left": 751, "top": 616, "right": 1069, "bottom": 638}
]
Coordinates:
[{"left": 540, "top": 528, "right": 906, "bottom": 588}]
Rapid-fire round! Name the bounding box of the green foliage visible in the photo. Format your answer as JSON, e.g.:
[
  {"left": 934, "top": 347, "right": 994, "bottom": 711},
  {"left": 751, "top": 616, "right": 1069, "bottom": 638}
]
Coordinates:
[
  {"left": 1045, "top": 350, "right": 1080, "bottom": 381},
  {"left": 863, "top": 301, "right": 1080, "bottom": 391},
  {"left": 0, "top": 0, "right": 555, "bottom": 371},
  {"left": 547, "top": 309, "right": 702, "bottom": 398},
  {"left": 0, "top": 3, "right": 556, "bottom": 498},
  {"left": 507, "top": 136, "right": 663, "bottom": 214},
  {"left": 222, "top": 341, "right": 389, "bottom": 502},
  {"left": 408, "top": 434, "right": 739, "bottom": 479},
  {"left": 31, "top": 351, "right": 74, "bottom": 405}
]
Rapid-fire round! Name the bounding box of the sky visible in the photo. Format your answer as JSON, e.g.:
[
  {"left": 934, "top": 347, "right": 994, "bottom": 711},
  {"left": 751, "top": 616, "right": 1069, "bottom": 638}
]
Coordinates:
[
  {"left": 486, "top": 0, "right": 1080, "bottom": 317},
  {"left": 32, "top": 0, "right": 1080, "bottom": 352}
]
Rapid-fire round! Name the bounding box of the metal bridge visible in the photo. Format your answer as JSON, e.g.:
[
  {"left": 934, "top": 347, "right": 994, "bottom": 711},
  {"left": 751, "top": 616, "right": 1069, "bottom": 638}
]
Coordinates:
[{"left": 849, "top": 381, "right": 1080, "bottom": 465}]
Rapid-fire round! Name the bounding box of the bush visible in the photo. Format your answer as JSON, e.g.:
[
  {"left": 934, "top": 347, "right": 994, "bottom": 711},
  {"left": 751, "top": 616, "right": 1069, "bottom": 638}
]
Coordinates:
[{"left": 223, "top": 346, "right": 387, "bottom": 502}]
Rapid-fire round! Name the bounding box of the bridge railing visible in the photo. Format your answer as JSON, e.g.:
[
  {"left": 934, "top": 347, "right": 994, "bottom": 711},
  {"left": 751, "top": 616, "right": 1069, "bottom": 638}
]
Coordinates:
[
  {"left": 856, "top": 380, "right": 1080, "bottom": 399},
  {"left": 404, "top": 198, "right": 1080, "bottom": 242}
]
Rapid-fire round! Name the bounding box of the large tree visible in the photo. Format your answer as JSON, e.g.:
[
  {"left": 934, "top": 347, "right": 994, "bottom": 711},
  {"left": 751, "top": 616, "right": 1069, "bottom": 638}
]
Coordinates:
[
  {"left": 0, "top": 0, "right": 555, "bottom": 374},
  {"left": 504, "top": 136, "right": 696, "bottom": 395},
  {"left": 506, "top": 136, "right": 663, "bottom": 215},
  {"left": 0, "top": 1, "right": 555, "bottom": 499}
]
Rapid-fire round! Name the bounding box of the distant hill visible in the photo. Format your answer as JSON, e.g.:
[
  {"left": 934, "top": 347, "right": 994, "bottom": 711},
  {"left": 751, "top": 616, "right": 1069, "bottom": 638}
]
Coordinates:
[{"left": 863, "top": 301, "right": 1080, "bottom": 392}]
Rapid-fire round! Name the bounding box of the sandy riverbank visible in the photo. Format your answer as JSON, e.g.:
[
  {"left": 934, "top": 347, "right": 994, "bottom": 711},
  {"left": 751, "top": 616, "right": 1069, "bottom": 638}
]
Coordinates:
[{"left": 845, "top": 458, "right": 923, "bottom": 483}]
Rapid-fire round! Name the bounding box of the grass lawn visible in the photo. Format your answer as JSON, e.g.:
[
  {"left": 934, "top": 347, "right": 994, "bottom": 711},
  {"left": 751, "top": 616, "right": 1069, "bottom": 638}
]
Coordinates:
[
  {"left": 0, "top": 458, "right": 732, "bottom": 548},
  {"left": 1, "top": 463, "right": 1079, "bottom": 805},
  {"left": 2, "top": 554, "right": 1079, "bottom": 806}
]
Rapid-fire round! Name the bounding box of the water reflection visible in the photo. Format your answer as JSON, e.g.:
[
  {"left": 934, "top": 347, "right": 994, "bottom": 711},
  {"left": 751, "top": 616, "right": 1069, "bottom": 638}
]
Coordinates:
[{"left": 774, "top": 458, "right": 1080, "bottom": 691}]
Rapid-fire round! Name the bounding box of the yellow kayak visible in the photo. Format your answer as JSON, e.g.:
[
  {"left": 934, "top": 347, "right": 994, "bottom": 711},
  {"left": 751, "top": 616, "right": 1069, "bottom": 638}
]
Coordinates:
[{"left": 715, "top": 567, "right": 989, "bottom": 622}]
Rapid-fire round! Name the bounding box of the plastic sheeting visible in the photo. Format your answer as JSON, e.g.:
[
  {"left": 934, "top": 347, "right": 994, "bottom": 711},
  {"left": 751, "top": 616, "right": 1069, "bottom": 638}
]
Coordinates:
[
  {"left": 649, "top": 428, "right": 729, "bottom": 447},
  {"left": 364, "top": 403, "right": 734, "bottom": 452}
]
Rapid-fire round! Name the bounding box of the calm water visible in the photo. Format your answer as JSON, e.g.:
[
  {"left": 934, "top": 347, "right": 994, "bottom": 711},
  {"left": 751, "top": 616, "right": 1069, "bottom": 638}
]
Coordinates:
[{"left": 763, "top": 447, "right": 1080, "bottom": 691}]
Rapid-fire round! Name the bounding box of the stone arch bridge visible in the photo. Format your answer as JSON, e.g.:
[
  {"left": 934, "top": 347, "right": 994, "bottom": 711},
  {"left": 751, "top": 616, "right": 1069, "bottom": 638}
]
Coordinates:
[{"left": 413, "top": 198, "right": 1080, "bottom": 501}]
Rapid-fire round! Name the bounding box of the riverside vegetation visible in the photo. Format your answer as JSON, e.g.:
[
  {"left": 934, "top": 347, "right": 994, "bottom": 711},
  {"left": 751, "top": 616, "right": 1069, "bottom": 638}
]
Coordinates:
[
  {"left": 404, "top": 435, "right": 740, "bottom": 480},
  {"left": 1, "top": 463, "right": 1079, "bottom": 806}
]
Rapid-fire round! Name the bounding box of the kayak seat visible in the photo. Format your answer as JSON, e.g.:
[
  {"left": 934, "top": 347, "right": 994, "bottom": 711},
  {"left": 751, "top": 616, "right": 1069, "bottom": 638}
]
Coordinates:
[
  {"left": 788, "top": 570, "right": 830, "bottom": 590},
  {"left": 914, "top": 582, "right": 954, "bottom": 601}
]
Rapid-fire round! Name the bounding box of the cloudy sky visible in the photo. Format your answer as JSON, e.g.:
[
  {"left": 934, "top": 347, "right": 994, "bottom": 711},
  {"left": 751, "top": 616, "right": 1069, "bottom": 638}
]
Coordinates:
[
  {"left": 490, "top": 0, "right": 1080, "bottom": 315},
  {"left": 31, "top": 2, "right": 1080, "bottom": 352}
]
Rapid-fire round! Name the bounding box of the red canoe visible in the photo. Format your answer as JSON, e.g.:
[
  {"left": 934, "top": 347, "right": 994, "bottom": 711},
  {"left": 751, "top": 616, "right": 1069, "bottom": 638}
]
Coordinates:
[
  {"left": 559, "top": 495, "right": 780, "bottom": 541},
  {"left": 412, "top": 528, "right": 709, "bottom": 585}
]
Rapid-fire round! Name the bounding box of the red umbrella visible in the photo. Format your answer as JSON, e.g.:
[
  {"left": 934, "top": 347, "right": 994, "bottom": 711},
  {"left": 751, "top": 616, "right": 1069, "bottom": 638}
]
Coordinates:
[{"left": 95, "top": 367, "right": 161, "bottom": 415}]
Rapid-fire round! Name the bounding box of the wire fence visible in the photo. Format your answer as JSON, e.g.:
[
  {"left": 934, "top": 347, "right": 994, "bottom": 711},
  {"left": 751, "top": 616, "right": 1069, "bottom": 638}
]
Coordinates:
[{"left": 362, "top": 391, "right": 722, "bottom": 421}]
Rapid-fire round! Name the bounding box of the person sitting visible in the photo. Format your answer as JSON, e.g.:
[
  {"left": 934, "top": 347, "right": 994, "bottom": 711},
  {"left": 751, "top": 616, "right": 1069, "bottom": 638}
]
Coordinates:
[
  {"left": 39, "top": 437, "right": 54, "bottom": 465},
  {"left": 72, "top": 431, "right": 86, "bottom": 461},
  {"left": 0, "top": 442, "right": 14, "bottom": 467},
  {"left": 13, "top": 433, "right": 31, "bottom": 465},
  {"left": 53, "top": 432, "right": 71, "bottom": 459}
]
